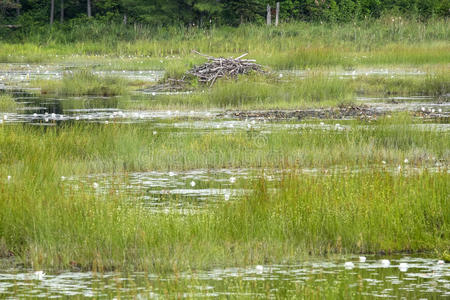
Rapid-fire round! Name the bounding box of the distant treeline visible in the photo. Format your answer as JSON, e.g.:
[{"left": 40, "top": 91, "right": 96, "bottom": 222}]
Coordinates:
[{"left": 1, "top": 0, "right": 448, "bottom": 37}]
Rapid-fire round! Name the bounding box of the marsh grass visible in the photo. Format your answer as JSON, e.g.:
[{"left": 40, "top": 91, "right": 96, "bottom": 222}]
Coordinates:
[
  {"left": 1, "top": 19, "right": 448, "bottom": 68},
  {"left": 32, "top": 70, "right": 128, "bottom": 96},
  {"left": 143, "top": 74, "right": 353, "bottom": 109},
  {"left": 353, "top": 70, "right": 450, "bottom": 97},
  {"left": 0, "top": 116, "right": 448, "bottom": 271},
  {"left": 0, "top": 94, "right": 20, "bottom": 112},
  {"left": 120, "top": 70, "right": 449, "bottom": 111},
  {"left": 0, "top": 166, "right": 447, "bottom": 272}
]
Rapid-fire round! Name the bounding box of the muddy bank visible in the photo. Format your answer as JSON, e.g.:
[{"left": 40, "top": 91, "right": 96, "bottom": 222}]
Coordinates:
[{"left": 222, "top": 104, "right": 448, "bottom": 121}]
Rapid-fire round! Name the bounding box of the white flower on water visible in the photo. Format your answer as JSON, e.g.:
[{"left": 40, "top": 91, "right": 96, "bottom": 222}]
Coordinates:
[
  {"left": 438, "top": 108, "right": 442, "bottom": 113},
  {"left": 105, "top": 121, "right": 109, "bottom": 124},
  {"left": 7, "top": 175, "right": 11, "bottom": 181},
  {"left": 61, "top": 176, "right": 66, "bottom": 181},
  {"left": 359, "top": 256, "right": 366, "bottom": 263},
  {"left": 75, "top": 116, "right": 80, "bottom": 121},
  {"left": 190, "top": 181, "right": 196, "bottom": 187},
  {"left": 431, "top": 109, "right": 435, "bottom": 113},
  {"left": 399, "top": 262, "right": 408, "bottom": 272},
  {"left": 3, "top": 115, "right": 8, "bottom": 120},
  {"left": 421, "top": 107, "right": 425, "bottom": 112},
  {"left": 255, "top": 265, "right": 264, "bottom": 273},
  {"left": 279, "top": 73, "right": 283, "bottom": 78},
  {"left": 44, "top": 118, "right": 49, "bottom": 122},
  {"left": 51, "top": 113, "right": 56, "bottom": 119},
  {"left": 33, "top": 113, "right": 37, "bottom": 117},
  {"left": 381, "top": 259, "right": 390, "bottom": 267},
  {"left": 224, "top": 193, "right": 230, "bottom": 201},
  {"left": 382, "top": 160, "right": 386, "bottom": 165},
  {"left": 153, "top": 131, "right": 157, "bottom": 135},
  {"left": 404, "top": 158, "right": 409, "bottom": 164},
  {"left": 344, "top": 262, "right": 355, "bottom": 269},
  {"left": 152, "top": 92, "right": 156, "bottom": 96},
  {"left": 229, "top": 177, "right": 236, "bottom": 183},
  {"left": 320, "top": 122, "right": 325, "bottom": 126},
  {"left": 168, "top": 172, "right": 175, "bottom": 177},
  {"left": 33, "top": 271, "right": 46, "bottom": 280},
  {"left": 437, "top": 260, "right": 445, "bottom": 265},
  {"left": 93, "top": 182, "right": 99, "bottom": 189}
]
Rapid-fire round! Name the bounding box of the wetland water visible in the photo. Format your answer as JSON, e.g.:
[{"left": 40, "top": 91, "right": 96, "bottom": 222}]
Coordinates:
[
  {"left": 0, "top": 256, "right": 448, "bottom": 298},
  {"left": 1, "top": 65, "right": 448, "bottom": 298}
]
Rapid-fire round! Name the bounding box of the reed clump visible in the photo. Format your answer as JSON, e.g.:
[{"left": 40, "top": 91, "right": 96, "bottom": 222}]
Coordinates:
[{"left": 33, "top": 70, "right": 128, "bottom": 96}]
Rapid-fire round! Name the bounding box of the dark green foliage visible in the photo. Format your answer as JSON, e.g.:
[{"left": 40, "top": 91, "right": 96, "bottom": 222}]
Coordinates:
[{"left": 0, "top": 0, "right": 446, "bottom": 38}]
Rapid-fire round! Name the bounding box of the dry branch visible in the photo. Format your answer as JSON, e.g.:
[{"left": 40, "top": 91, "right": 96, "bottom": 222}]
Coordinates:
[
  {"left": 188, "top": 50, "right": 265, "bottom": 87},
  {"left": 142, "top": 51, "right": 264, "bottom": 93}
]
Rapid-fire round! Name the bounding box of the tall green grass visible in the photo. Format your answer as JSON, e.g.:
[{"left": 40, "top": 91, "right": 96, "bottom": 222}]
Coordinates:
[
  {"left": 32, "top": 70, "right": 128, "bottom": 96},
  {"left": 0, "top": 115, "right": 447, "bottom": 174},
  {"left": 122, "top": 71, "right": 449, "bottom": 110},
  {"left": 1, "top": 19, "right": 448, "bottom": 68},
  {"left": 0, "top": 94, "right": 19, "bottom": 112},
  {"left": 353, "top": 70, "right": 450, "bottom": 97},
  {"left": 0, "top": 117, "right": 448, "bottom": 271},
  {"left": 143, "top": 74, "right": 354, "bottom": 109},
  {"left": 0, "top": 168, "right": 447, "bottom": 272}
]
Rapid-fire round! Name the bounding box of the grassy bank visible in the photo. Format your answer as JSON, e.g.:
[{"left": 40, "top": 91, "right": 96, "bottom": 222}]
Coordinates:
[
  {"left": 1, "top": 19, "right": 449, "bottom": 68},
  {"left": 0, "top": 117, "right": 448, "bottom": 271}
]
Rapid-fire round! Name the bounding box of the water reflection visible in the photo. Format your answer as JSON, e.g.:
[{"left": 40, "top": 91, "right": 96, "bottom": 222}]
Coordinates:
[{"left": 0, "top": 256, "right": 447, "bottom": 298}]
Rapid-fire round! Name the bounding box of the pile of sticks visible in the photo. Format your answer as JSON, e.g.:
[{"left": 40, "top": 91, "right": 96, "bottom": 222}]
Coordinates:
[
  {"left": 142, "top": 51, "right": 264, "bottom": 93},
  {"left": 187, "top": 50, "right": 264, "bottom": 86}
]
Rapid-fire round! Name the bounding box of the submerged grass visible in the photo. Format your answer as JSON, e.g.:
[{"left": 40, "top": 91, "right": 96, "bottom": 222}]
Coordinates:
[{"left": 0, "top": 116, "right": 448, "bottom": 271}]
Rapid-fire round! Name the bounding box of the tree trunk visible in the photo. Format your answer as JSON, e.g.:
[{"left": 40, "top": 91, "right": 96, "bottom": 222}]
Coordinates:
[
  {"left": 50, "top": 0, "right": 55, "bottom": 25},
  {"left": 60, "top": 0, "right": 64, "bottom": 22},
  {"left": 266, "top": 4, "right": 271, "bottom": 25},
  {"left": 87, "top": 0, "right": 91, "bottom": 18},
  {"left": 275, "top": 2, "right": 280, "bottom": 26}
]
